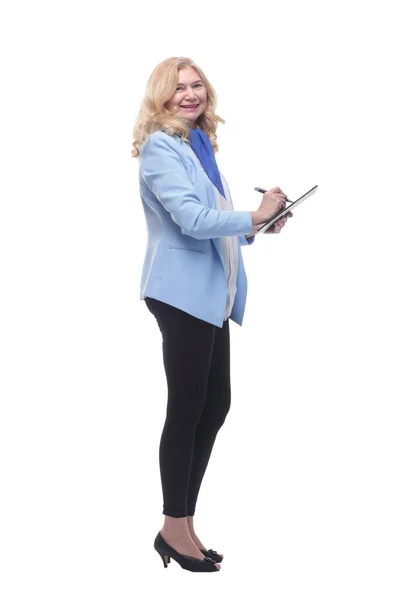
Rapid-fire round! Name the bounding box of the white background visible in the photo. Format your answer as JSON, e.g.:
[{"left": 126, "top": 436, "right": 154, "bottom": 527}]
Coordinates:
[{"left": 1, "top": 0, "right": 399, "bottom": 598}]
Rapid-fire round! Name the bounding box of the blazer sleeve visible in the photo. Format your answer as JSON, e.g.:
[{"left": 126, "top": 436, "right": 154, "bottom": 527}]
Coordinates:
[
  {"left": 239, "top": 234, "right": 256, "bottom": 246},
  {"left": 139, "top": 132, "right": 253, "bottom": 240}
]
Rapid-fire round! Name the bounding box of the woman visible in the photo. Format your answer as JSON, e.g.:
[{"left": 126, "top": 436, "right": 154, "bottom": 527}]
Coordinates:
[{"left": 132, "top": 57, "right": 291, "bottom": 573}]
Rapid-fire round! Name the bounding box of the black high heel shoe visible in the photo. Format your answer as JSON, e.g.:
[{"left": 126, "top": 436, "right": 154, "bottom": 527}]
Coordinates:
[
  {"left": 154, "top": 532, "right": 220, "bottom": 572},
  {"left": 200, "top": 548, "right": 224, "bottom": 563}
]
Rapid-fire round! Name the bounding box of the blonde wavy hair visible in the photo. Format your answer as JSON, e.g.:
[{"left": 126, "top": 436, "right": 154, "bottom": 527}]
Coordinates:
[{"left": 131, "top": 57, "right": 225, "bottom": 158}]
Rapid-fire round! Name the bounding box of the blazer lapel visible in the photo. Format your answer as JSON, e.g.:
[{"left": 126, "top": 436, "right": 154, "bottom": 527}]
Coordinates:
[{"left": 186, "top": 148, "right": 226, "bottom": 265}]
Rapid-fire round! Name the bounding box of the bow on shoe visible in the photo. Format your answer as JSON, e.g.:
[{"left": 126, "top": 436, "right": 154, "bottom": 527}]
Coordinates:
[{"left": 200, "top": 548, "right": 224, "bottom": 563}]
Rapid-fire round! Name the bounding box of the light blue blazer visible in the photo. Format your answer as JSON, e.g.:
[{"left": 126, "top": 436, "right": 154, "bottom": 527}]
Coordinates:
[{"left": 138, "top": 130, "right": 255, "bottom": 328}]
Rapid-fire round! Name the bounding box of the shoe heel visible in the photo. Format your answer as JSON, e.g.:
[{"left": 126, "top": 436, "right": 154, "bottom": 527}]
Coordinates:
[{"left": 156, "top": 549, "right": 170, "bottom": 568}]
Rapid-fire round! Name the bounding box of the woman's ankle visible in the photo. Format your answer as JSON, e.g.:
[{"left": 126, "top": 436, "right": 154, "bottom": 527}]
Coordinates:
[{"left": 161, "top": 515, "right": 190, "bottom": 536}]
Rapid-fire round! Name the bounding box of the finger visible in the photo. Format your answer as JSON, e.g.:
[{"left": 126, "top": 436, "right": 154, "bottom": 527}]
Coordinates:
[
  {"left": 266, "top": 195, "right": 284, "bottom": 211},
  {"left": 271, "top": 186, "right": 286, "bottom": 196}
]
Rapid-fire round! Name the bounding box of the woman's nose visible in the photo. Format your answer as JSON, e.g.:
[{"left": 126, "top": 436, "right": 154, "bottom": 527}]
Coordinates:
[{"left": 184, "top": 91, "right": 196, "bottom": 100}]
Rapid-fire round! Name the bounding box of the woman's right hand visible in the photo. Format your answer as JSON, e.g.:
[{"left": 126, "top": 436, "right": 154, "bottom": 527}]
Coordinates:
[{"left": 257, "top": 186, "right": 287, "bottom": 222}]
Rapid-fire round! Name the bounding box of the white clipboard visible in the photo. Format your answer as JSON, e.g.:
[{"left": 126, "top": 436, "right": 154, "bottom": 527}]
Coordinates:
[{"left": 256, "top": 185, "right": 318, "bottom": 234}]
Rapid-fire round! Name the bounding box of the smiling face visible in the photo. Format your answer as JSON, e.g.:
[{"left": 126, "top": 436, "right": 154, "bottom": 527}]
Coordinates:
[{"left": 165, "top": 66, "right": 207, "bottom": 125}]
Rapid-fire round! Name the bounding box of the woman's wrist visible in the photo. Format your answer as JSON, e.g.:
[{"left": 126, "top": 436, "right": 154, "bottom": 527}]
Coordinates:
[{"left": 250, "top": 211, "right": 265, "bottom": 227}]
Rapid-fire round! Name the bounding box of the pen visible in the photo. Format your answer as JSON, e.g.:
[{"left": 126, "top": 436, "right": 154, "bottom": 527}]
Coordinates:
[{"left": 254, "top": 187, "right": 294, "bottom": 203}]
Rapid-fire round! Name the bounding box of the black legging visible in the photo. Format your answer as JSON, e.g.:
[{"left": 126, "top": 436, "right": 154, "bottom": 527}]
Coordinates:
[{"left": 144, "top": 297, "right": 231, "bottom": 518}]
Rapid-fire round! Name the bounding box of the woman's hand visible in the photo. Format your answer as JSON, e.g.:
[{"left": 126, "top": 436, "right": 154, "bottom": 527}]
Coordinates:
[
  {"left": 246, "top": 210, "right": 293, "bottom": 237},
  {"left": 248, "top": 186, "right": 292, "bottom": 235},
  {"left": 265, "top": 211, "right": 293, "bottom": 234},
  {"left": 257, "top": 186, "right": 287, "bottom": 221}
]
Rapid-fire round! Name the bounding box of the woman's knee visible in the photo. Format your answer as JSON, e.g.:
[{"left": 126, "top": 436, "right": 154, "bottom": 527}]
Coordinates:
[{"left": 204, "top": 386, "right": 231, "bottom": 429}]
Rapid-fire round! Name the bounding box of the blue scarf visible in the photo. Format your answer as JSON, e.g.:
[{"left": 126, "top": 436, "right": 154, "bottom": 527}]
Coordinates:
[{"left": 189, "top": 127, "right": 225, "bottom": 198}]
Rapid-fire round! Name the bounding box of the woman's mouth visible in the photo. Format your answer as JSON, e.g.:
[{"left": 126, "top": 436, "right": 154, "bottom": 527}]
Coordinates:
[{"left": 180, "top": 104, "right": 199, "bottom": 111}]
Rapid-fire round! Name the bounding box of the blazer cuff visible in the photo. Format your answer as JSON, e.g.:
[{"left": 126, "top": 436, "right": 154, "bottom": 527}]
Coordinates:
[{"left": 239, "top": 234, "right": 256, "bottom": 246}]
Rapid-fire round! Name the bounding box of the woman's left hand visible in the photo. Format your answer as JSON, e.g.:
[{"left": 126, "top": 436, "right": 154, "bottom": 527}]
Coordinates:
[
  {"left": 245, "top": 211, "right": 293, "bottom": 238},
  {"left": 265, "top": 211, "right": 293, "bottom": 234}
]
